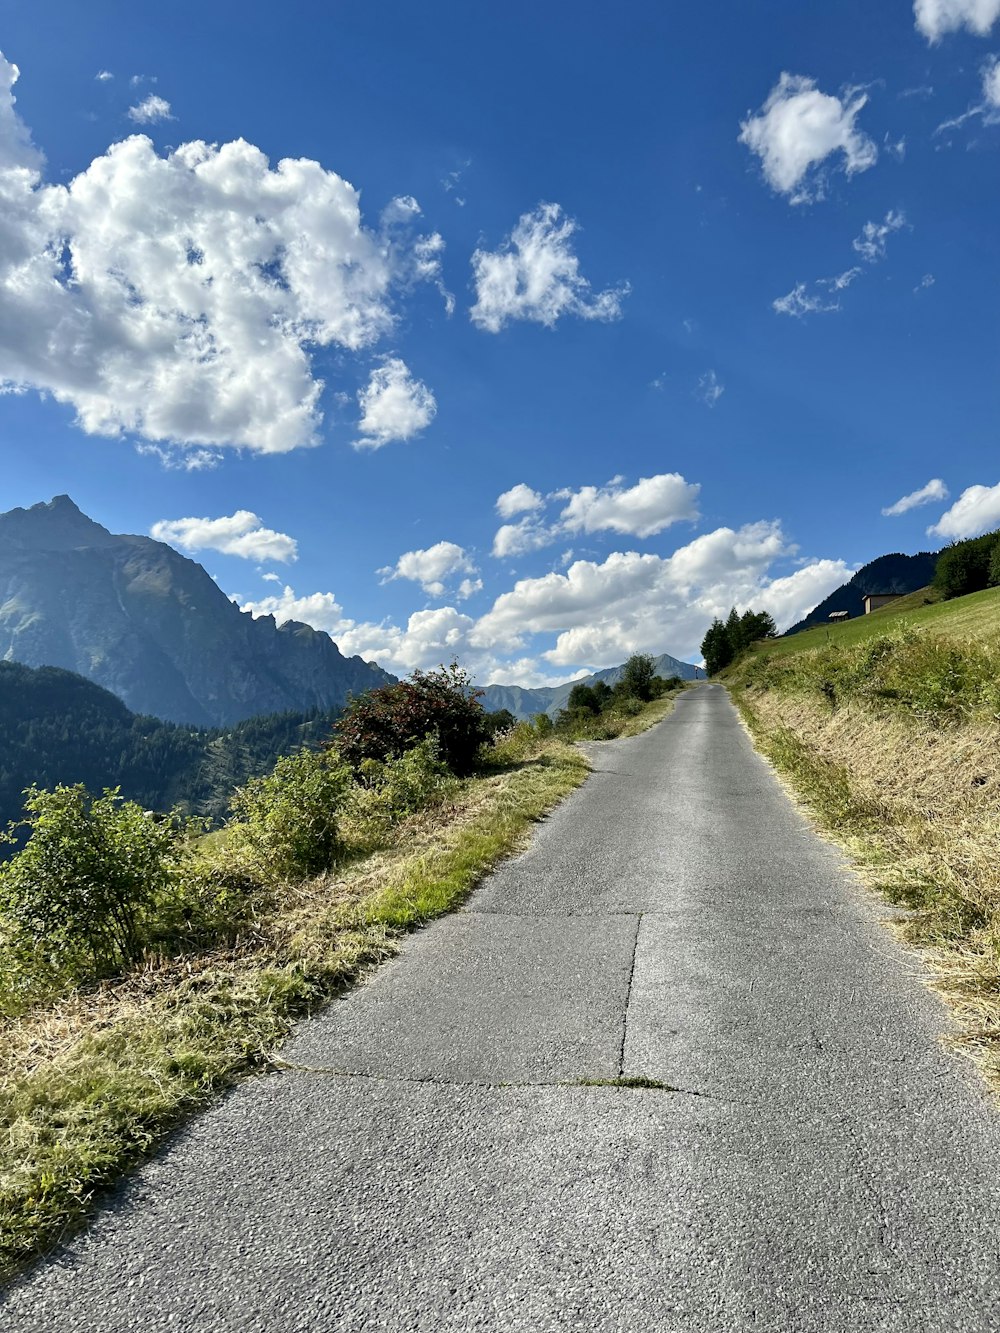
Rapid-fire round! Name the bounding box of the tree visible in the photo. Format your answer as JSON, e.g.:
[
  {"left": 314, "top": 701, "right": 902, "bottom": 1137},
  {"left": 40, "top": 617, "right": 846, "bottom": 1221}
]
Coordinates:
[
  {"left": 740, "top": 609, "right": 777, "bottom": 644},
  {"left": 618, "top": 654, "right": 657, "bottom": 702},
  {"left": 701, "top": 618, "right": 734, "bottom": 676},
  {"left": 934, "top": 532, "right": 1000, "bottom": 600},
  {"left": 567, "top": 683, "right": 600, "bottom": 714},
  {"left": 482, "top": 708, "right": 517, "bottom": 737}
]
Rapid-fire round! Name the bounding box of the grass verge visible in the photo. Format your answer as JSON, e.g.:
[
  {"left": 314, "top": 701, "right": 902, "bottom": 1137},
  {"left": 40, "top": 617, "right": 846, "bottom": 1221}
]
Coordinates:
[
  {"left": 729, "top": 654, "right": 1000, "bottom": 1098},
  {"left": 0, "top": 691, "right": 682, "bottom": 1284}
]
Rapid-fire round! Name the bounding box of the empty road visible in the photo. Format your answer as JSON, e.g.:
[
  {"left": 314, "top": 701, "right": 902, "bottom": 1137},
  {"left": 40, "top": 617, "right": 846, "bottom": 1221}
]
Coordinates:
[{"left": 5, "top": 683, "right": 1000, "bottom": 1331}]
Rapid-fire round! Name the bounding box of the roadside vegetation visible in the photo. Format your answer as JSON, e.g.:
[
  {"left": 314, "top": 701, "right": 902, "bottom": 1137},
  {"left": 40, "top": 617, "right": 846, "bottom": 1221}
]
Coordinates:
[
  {"left": 724, "top": 587, "right": 1000, "bottom": 1097},
  {"left": 0, "top": 657, "right": 684, "bottom": 1282}
]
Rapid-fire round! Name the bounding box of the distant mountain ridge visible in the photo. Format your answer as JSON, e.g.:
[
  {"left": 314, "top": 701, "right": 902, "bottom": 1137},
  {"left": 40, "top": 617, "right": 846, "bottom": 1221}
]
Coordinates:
[
  {"left": 480, "top": 652, "right": 704, "bottom": 721},
  {"left": 0, "top": 496, "right": 394, "bottom": 726},
  {"left": 785, "top": 551, "right": 940, "bottom": 635}
]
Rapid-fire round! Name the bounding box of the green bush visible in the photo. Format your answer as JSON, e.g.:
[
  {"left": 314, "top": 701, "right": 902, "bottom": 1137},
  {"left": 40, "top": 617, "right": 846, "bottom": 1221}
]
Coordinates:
[
  {"left": 345, "top": 739, "right": 454, "bottom": 848},
  {"left": 532, "top": 712, "right": 554, "bottom": 736},
  {"left": 0, "top": 785, "right": 185, "bottom": 993},
  {"left": 334, "top": 663, "right": 491, "bottom": 777},
  {"left": 481, "top": 708, "right": 517, "bottom": 738},
  {"left": 228, "top": 747, "right": 352, "bottom": 881}
]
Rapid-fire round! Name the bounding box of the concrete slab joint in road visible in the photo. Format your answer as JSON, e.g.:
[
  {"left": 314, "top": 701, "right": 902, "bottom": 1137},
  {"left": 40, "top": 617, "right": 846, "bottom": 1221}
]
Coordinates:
[{"left": 6, "top": 684, "right": 1000, "bottom": 1332}]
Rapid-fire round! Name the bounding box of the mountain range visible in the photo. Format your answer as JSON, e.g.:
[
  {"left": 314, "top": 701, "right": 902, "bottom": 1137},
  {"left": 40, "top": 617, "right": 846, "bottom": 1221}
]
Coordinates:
[
  {"left": 479, "top": 653, "right": 705, "bottom": 721},
  {"left": 0, "top": 496, "right": 393, "bottom": 726}
]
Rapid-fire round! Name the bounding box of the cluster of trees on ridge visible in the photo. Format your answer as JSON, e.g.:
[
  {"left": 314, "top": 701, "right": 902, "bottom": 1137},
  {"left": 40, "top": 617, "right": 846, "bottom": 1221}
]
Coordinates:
[
  {"left": 933, "top": 527, "right": 1000, "bottom": 600},
  {"left": 700, "top": 608, "right": 777, "bottom": 676}
]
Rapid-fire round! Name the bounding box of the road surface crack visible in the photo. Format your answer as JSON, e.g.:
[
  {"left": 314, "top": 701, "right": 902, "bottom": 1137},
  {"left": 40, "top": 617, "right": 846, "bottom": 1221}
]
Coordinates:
[
  {"left": 269, "top": 1057, "right": 704, "bottom": 1095},
  {"left": 617, "top": 912, "right": 643, "bottom": 1077}
]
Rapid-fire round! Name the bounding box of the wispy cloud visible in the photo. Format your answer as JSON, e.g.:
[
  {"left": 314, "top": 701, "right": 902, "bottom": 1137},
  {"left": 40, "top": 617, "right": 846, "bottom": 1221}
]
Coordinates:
[
  {"left": 774, "top": 212, "right": 906, "bottom": 318},
  {"left": 470, "top": 203, "right": 629, "bottom": 332},
  {"left": 882, "top": 477, "right": 949, "bottom": 516},
  {"left": 696, "top": 370, "right": 724, "bottom": 407}
]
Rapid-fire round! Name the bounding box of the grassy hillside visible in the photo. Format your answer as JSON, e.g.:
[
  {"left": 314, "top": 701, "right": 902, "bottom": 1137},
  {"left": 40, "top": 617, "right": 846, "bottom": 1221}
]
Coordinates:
[
  {"left": 727, "top": 587, "right": 1000, "bottom": 1100},
  {"left": 755, "top": 584, "right": 1000, "bottom": 660}
]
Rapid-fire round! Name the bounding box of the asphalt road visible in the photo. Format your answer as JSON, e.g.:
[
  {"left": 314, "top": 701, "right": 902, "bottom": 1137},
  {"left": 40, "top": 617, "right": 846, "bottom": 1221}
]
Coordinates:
[{"left": 5, "top": 683, "right": 1000, "bottom": 1331}]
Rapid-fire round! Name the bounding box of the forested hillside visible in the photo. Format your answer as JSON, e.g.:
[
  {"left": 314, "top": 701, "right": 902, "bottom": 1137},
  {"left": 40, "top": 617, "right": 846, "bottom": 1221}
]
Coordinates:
[{"left": 0, "top": 661, "right": 339, "bottom": 831}]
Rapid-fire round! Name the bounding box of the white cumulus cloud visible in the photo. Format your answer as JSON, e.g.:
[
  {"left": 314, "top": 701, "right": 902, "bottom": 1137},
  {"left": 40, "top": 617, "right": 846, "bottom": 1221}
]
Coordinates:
[
  {"left": 739, "top": 73, "right": 877, "bottom": 204},
  {"left": 128, "top": 94, "right": 173, "bottom": 124},
  {"left": 496, "top": 483, "right": 544, "bottom": 519},
  {"left": 354, "top": 357, "right": 436, "bottom": 450},
  {"left": 882, "top": 478, "right": 949, "bottom": 516},
  {"left": 150, "top": 511, "right": 298, "bottom": 563},
  {"left": 0, "top": 53, "right": 444, "bottom": 458},
  {"left": 472, "top": 522, "right": 851, "bottom": 666},
  {"left": 927, "top": 482, "right": 1000, "bottom": 538},
  {"left": 558, "top": 473, "right": 701, "bottom": 538},
  {"left": 239, "top": 518, "right": 851, "bottom": 683},
  {"left": 492, "top": 516, "right": 555, "bottom": 559},
  {"left": 379, "top": 541, "right": 477, "bottom": 597},
  {"left": 470, "top": 202, "right": 628, "bottom": 332},
  {"left": 915, "top": 0, "right": 1000, "bottom": 41}
]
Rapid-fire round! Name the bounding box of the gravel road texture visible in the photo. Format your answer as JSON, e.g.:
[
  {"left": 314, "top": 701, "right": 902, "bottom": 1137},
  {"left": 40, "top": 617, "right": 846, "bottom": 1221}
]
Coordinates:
[{"left": 4, "top": 683, "right": 1000, "bottom": 1331}]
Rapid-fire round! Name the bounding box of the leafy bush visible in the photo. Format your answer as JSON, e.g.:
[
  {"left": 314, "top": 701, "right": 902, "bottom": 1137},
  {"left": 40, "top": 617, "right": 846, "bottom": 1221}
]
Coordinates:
[
  {"left": 228, "top": 747, "right": 352, "bottom": 881},
  {"left": 533, "top": 712, "right": 554, "bottom": 736},
  {"left": 0, "top": 785, "right": 185, "bottom": 991},
  {"left": 334, "top": 663, "right": 491, "bottom": 776},
  {"left": 481, "top": 708, "right": 517, "bottom": 737},
  {"left": 344, "top": 739, "right": 454, "bottom": 849}
]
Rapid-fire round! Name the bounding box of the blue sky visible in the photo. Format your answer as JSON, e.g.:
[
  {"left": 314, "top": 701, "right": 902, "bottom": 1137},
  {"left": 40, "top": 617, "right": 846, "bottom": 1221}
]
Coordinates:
[{"left": 1, "top": 0, "right": 1000, "bottom": 682}]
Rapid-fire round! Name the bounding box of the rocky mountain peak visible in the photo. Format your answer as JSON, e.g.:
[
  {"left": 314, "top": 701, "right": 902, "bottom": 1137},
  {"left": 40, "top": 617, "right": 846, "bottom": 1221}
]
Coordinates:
[{"left": 0, "top": 495, "right": 118, "bottom": 551}]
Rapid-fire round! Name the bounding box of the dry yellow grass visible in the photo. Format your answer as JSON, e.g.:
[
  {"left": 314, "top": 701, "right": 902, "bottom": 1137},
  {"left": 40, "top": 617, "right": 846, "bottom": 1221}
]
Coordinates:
[{"left": 738, "top": 688, "right": 1000, "bottom": 1091}]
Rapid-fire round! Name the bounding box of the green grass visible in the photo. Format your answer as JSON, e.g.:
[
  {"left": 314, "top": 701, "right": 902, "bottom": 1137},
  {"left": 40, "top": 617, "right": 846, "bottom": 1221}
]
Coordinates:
[
  {"left": 0, "top": 691, "right": 681, "bottom": 1284},
  {"left": 749, "top": 585, "right": 1000, "bottom": 662}
]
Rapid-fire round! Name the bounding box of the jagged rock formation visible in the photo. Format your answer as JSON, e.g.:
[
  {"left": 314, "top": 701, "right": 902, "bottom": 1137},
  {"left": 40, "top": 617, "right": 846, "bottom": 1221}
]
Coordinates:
[{"left": 0, "top": 496, "right": 394, "bottom": 726}]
